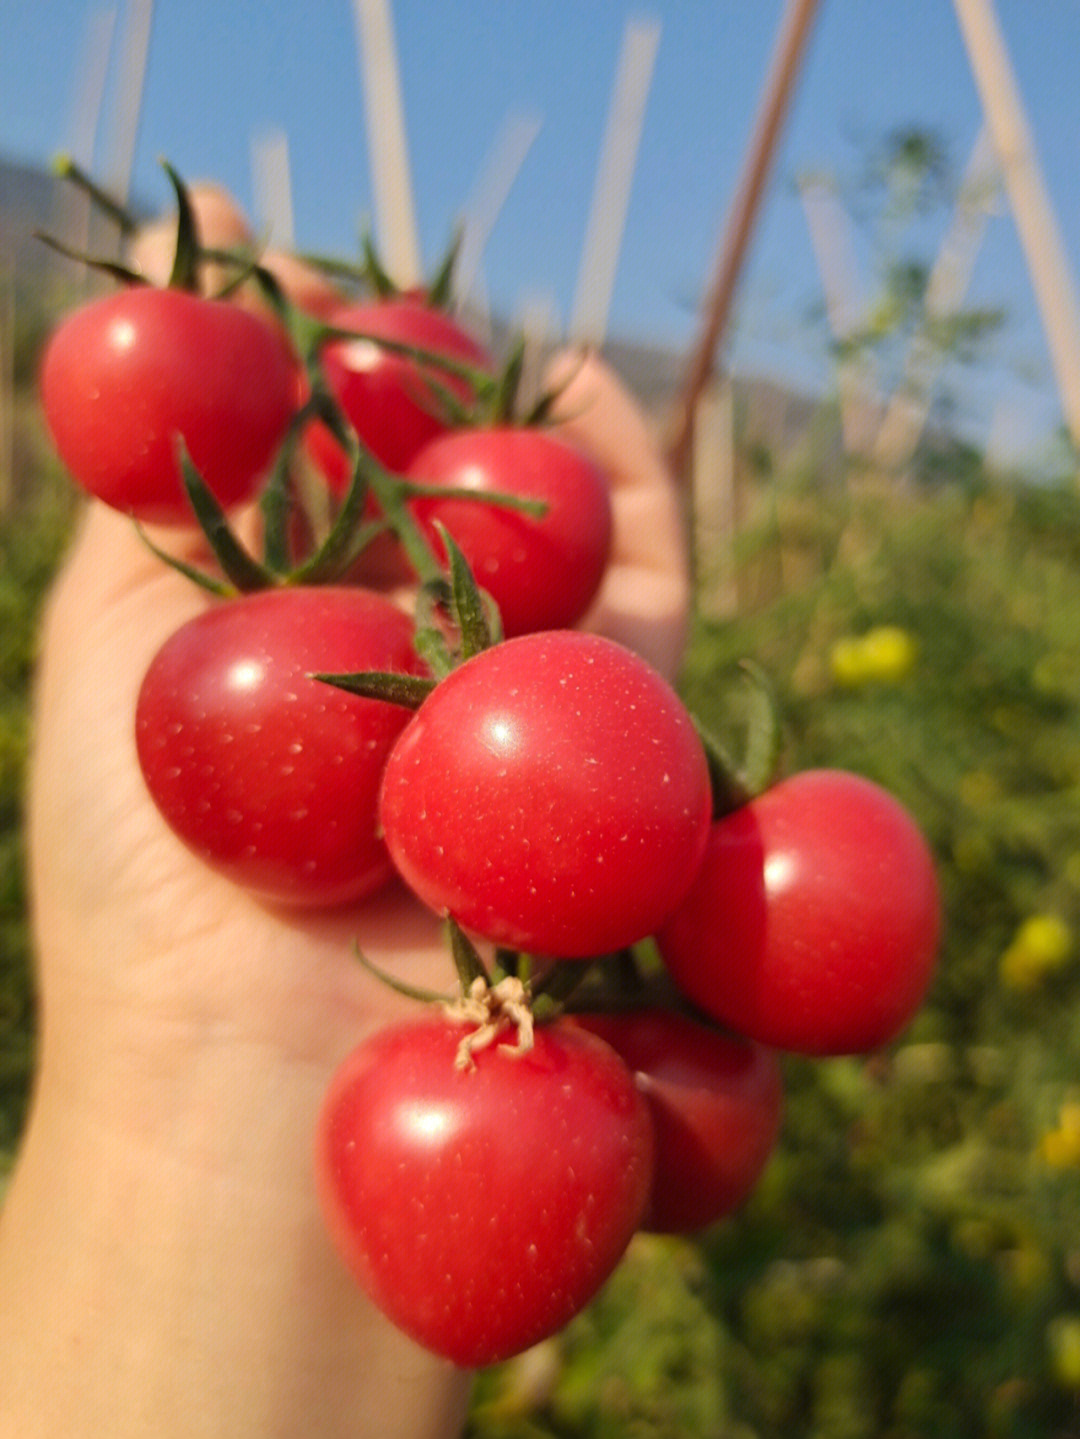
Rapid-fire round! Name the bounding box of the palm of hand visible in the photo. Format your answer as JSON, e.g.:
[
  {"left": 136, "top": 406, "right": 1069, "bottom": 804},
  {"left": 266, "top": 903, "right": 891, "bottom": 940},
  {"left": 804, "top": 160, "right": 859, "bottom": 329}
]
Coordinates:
[{"left": 29, "top": 351, "right": 689, "bottom": 1076}]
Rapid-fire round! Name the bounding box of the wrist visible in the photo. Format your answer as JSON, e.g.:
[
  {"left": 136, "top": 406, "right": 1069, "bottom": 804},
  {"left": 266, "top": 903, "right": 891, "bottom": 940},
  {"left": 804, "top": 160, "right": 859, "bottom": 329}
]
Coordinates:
[{"left": 0, "top": 919, "right": 471, "bottom": 1438}]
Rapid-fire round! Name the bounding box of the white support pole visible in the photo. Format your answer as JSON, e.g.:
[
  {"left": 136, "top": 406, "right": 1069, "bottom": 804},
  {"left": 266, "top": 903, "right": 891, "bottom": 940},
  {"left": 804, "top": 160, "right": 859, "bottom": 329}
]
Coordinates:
[
  {"left": 692, "top": 373, "right": 738, "bottom": 619},
  {"left": 569, "top": 16, "right": 661, "bottom": 345},
  {"left": 351, "top": 0, "right": 422, "bottom": 286},
  {"left": 870, "top": 125, "right": 998, "bottom": 472},
  {"left": 251, "top": 127, "right": 295, "bottom": 249},
  {"left": 55, "top": 5, "right": 117, "bottom": 270},
  {"left": 952, "top": 0, "right": 1080, "bottom": 453},
  {"left": 104, "top": 0, "right": 154, "bottom": 204},
  {"left": 455, "top": 111, "right": 543, "bottom": 317},
  {"left": 517, "top": 292, "right": 560, "bottom": 403},
  {"left": 798, "top": 172, "right": 882, "bottom": 459}
]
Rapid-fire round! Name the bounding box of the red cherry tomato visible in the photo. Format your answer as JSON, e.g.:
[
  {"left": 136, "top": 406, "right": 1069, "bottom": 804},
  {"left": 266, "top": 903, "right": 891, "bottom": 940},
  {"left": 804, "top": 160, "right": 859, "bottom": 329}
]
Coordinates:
[
  {"left": 656, "top": 770, "right": 942, "bottom": 1055},
  {"left": 315, "top": 1014, "right": 654, "bottom": 1367},
  {"left": 573, "top": 1009, "right": 783, "bottom": 1233},
  {"left": 378, "top": 631, "right": 713, "bottom": 957},
  {"left": 405, "top": 427, "right": 613, "bottom": 637},
  {"left": 135, "top": 586, "right": 424, "bottom": 907},
  {"left": 40, "top": 286, "right": 297, "bottom": 524},
  {"left": 310, "top": 296, "right": 494, "bottom": 484}
]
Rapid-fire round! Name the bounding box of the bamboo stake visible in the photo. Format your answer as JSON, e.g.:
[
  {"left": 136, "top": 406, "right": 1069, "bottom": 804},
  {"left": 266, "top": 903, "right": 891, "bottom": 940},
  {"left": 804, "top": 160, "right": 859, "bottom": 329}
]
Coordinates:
[
  {"left": 692, "top": 373, "right": 738, "bottom": 619},
  {"left": 351, "top": 0, "right": 422, "bottom": 286},
  {"left": 251, "top": 127, "right": 295, "bottom": 249},
  {"left": 455, "top": 111, "right": 543, "bottom": 317},
  {"left": 951, "top": 0, "right": 1080, "bottom": 453},
  {"left": 569, "top": 16, "right": 662, "bottom": 344},
  {"left": 666, "top": 0, "right": 822, "bottom": 481},
  {"left": 58, "top": 5, "right": 117, "bottom": 266},
  {"left": 104, "top": 0, "right": 154, "bottom": 205},
  {"left": 870, "top": 125, "right": 998, "bottom": 472},
  {"left": 798, "top": 172, "right": 882, "bottom": 458}
]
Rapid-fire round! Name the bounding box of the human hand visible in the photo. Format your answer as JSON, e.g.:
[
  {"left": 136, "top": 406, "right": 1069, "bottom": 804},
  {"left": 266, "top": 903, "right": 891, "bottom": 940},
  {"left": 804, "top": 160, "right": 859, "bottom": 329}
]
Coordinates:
[{"left": 0, "top": 187, "right": 689, "bottom": 1438}]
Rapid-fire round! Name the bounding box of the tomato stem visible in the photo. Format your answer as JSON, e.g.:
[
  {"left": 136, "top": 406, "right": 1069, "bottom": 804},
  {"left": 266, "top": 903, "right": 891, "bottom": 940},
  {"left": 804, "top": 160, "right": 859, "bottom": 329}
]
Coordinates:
[
  {"left": 160, "top": 159, "right": 202, "bottom": 293},
  {"left": 51, "top": 153, "right": 139, "bottom": 234}
]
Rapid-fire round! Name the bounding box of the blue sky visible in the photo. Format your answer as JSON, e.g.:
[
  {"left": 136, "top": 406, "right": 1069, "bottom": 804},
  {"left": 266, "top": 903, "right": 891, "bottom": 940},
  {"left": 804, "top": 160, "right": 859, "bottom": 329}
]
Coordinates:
[{"left": 4, "top": 1, "right": 1080, "bottom": 469}]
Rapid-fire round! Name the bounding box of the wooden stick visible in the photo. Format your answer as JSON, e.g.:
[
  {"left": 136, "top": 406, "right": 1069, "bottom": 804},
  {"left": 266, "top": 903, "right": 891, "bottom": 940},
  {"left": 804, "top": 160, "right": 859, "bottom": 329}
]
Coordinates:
[
  {"left": 952, "top": 0, "right": 1080, "bottom": 453},
  {"left": 665, "top": 0, "right": 822, "bottom": 481},
  {"left": 569, "top": 16, "right": 662, "bottom": 344}
]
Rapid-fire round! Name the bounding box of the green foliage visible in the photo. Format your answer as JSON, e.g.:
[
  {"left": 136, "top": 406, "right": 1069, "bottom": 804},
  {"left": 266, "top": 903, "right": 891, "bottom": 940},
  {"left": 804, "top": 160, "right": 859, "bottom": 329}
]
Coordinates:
[
  {"left": 0, "top": 401, "right": 76, "bottom": 1179},
  {"left": 469, "top": 453, "right": 1080, "bottom": 1436}
]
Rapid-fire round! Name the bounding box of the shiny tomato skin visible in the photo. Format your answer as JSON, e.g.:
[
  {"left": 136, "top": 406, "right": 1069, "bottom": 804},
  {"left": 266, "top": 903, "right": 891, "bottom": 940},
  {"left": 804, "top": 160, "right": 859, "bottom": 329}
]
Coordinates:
[
  {"left": 313, "top": 297, "right": 494, "bottom": 483},
  {"left": 378, "top": 631, "right": 713, "bottom": 957},
  {"left": 406, "top": 427, "right": 613, "bottom": 637},
  {"left": 315, "top": 1015, "right": 654, "bottom": 1367},
  {"left": 573, "top": 1010, "right": 783, "bottom": 1234},
  {"left": 135, "top": 586, "right": 423, "bottom": 907},
  {"left": 657, "top": 770, "right": 942, "bottom": 1055},
  {"left": 40, "top": 287, "right": 297, "bottom": 524}
]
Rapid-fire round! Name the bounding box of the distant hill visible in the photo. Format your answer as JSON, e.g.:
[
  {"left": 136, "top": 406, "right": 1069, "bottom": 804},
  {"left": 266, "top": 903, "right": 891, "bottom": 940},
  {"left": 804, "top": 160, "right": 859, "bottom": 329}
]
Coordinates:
[
  {"left": 0, "top": 151, "right": 831, "bottom": 473},
  {"left": 0, "top": 152, "right": 137, "bottom": 288}
]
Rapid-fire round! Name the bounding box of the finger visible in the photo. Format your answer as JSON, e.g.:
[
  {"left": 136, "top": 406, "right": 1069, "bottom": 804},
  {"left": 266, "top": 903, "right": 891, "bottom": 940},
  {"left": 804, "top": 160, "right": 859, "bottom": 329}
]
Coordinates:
[
  {"left": 543, "top": 349, "right": 691, "bottom": 681},
  {"left": 127, "top": 183, "right": 254, "bottom": 292}
]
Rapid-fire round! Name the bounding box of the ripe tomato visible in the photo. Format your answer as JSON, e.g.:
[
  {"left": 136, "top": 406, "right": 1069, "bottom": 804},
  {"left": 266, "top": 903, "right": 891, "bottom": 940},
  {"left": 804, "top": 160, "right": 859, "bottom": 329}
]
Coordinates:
[
  {"left": 573, "top": 1009, "right": 783, "bottom": 1234},
  {"left": 309, "top": 296, "right": 494, "bottom": 486},
  {"left": 315, "top": 1014, "right": 654, "bottom": 1367},
  {"left": 405, "top": 427, "right": 613, "bottom": 637},
  {"left": 40, "top": 286, "right": 297, "bottom": 524},
  {"left": 135, "top": 586, "right": 424, "bottom": 907},
  {"left": 378, "top": 631, "right": 713, "bottom": 957},
  {"left": 656, "top": 770, "right": 942, "bottom": 1055}
]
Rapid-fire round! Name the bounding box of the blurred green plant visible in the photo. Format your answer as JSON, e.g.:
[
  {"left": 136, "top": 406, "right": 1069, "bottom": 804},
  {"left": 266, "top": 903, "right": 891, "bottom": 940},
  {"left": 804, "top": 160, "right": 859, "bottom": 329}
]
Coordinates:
[
  {"left": 0, "top": 395, "right": 76, "bottom": 1182},
  {"left": 467, "top": 443, "right": 1080, "bottom": 1435}
]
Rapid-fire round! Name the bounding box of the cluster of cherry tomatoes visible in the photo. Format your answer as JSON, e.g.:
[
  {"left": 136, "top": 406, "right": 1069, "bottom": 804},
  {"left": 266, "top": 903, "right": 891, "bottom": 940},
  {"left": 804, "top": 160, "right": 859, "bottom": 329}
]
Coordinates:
[{"left": 37, "top": 167, "right": 941, "bottom": 1369}]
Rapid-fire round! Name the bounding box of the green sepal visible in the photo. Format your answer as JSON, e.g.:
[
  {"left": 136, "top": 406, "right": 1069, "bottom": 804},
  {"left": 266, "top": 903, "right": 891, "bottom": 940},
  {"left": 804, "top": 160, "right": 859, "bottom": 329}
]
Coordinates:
[
  {"left": 694, "top": 717, "right": 754, "bottom": 819},
  {"left": 426, "top": 228, "right": 463, "bottom": 310},
  {"left": 132, "top": 524, "right": 233, "bottom": 597},
  {"left": 412, "top": 583, "right": 457, "bottom": 680},
  {"left": 693, "top": 661, "right": 784, "bottom": 820},
  {"left": 311, "top": 670, "right": 436, "bottom": 709},
  {"left": 288, "top": 439, "right": 374, "bottom": 585},
  {"left": 438, "top": 523, "right": 499, "bottom": 659},
  {"left": 33, "top": 230, "right": 147, "bottom": 286},
  {"left": 159, "top": 159, "right": 201, "bottom": 293},
  {"left": 361, "top": 231, "right": 397, "bottom": 298},
  {"left": 399, "top": 478, "right": 546, "bottom": 520},
  {"left": 258, "top": 446, "right": 297, "bottom": 574},
  {"left": 737, "top": 659, "right": 784, "bottom": 797},
  {"left": 51, "top": 153, "right": 139, "bottom": 234},
  {"left": 314, "top": 321, "right": 495, "bottom": 400},
  {"left": 487, "top": 335, "right": 526, "bottom": 424},
  {"left": 291, "top": 250, "right": 369, "bottom": 290},
  {"left": 352, "top": 942, "right": 454, "bottom": 1005},
  {"left": 176, "top": 442, "right": 277, "bottom": 592},
  {"left": 446, "top": 917, "right": 492, "bottom": 991},
  {"left": 520, "top": 346, "right": 591, "bottom": 428}
]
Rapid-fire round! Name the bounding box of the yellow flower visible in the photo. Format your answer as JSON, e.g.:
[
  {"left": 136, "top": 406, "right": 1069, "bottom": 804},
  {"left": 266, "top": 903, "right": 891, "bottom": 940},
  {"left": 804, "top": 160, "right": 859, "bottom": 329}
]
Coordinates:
[
  {"left": 999, "top": 915, "right": 1072, "bottom": 990},
  {"left": 1038, "top": 1103, "right": 1080, "bottom": 1168},
  {"left": 829, "top": 626, "right": 917, "bottom": 687},
  {"left": 1047, "top": 1315, "right": 1080, "bottom": 1388}
]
